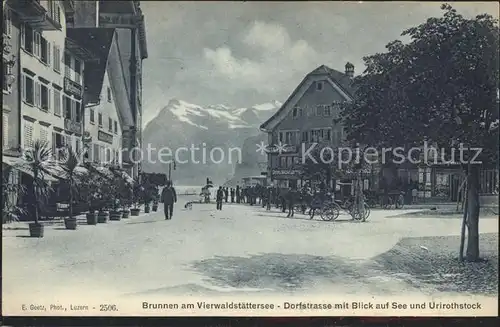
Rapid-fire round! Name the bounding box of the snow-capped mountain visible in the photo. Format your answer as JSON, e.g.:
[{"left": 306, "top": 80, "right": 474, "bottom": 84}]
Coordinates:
[
  {"left": 142, "top": 99, "right": 282, "bottom": 184},
  {"left": 148, "top": 99, "right": 281, "bottom": 130}
]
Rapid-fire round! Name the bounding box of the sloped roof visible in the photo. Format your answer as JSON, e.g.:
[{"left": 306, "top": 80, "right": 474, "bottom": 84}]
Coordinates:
[
  {"left": 309, "top": 65, "right": 355, "bottom": 99},
  {"left": 66, "top": 28, "right": 116, "bottom": 104},
  {"left": 260, "top": 65, "right": 356, "bottom": 131}
]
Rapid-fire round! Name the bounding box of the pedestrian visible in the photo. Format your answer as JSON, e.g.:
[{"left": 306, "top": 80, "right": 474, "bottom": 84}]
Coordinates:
[
  {"left": 412, "top": 186, "right": 418, "bottom": 204},
  {"left": 279, "top": 187, "right": 288, "bottom": 213},
  {"left": 236, "top": 186, "right": 240, "bottom": 203},
  {"left": 216, "top": 186, "right": 224, "bottom": 210},
  {"left": 266, "top": 187, "right": 272, "bottom": 210},
  {"left": 286, "top": 186, "right": 296, "bottom": 218},
  {"left": 224, "top": 187, "right": 229, "bottom": 202},
  {"left": 161, "top": 180, "right": 177, "bottom": 220},
  {"left": 230, "top": 188, "right": 235, "bottom": 203}
]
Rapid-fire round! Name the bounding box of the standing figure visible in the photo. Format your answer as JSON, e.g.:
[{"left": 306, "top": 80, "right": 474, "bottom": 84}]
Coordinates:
[
  {"left": 216, "top": 186, "right": 224, "bottom": 210},
  {"left": 286, "top": 186, "right": 296, "bottom": 218},
  {"left": 161, "top": 181, "right": 177, "bottom": 220},
  {"left": 224, "top": 187, "right": 229, "bottom": 202},
  {"left": 266, "top": 186, "right": 272, "bottom": 210},
  {"left": 279, "top": 187, "right": 288, "bottom": 213}
]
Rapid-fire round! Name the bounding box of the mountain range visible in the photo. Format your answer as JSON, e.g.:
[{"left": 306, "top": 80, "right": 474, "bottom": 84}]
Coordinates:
[{"left": 142, "top": 99, "right": 282, "bottom": 185}]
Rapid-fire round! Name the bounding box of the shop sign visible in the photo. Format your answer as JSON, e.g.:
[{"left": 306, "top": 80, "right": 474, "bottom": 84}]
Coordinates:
[
  {"left": 64, "top": 77, "right": 82, "bottom": 97},
  {"left": 99, "top": 13, "right": 140, "bottom": 28},
  {"left": 98, "top": 130, "right": 113, "bottom": 144},
  {"left": 266, "top": 144, "right": 297, "bottom": 153},
  {"left": 272, "top": 169, "right": 301, "bottom": 176}
]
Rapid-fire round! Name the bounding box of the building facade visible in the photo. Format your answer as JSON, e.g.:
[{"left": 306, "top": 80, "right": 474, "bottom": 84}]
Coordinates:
[
  {"left": 68, "top": 28, "right": 124, "bottom": 167},
  {"left": 70, "top": 0, "right": 148, "bottom": 179},
  {"left": 260, "top": 64, "right": 356, "bottom": 189},
  {"left": 3, "top": 2, "right": 21, "bottom": 156}
]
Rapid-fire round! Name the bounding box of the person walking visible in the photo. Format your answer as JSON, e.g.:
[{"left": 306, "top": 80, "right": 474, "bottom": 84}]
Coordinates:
[
  {"left": 161, "top": 181, "right": 177, "bottom": 220},
  {"left": 216, "top": 186, "right": 224, "bottom": 210},
  {"left": 236, "top": 186, "right": 240, "bottom": 203},
  {"left": 266, "top": 186, "right": 272, "bottom": 210},
  {"left": 286, "top": 186, "right": 296, "bottom": 217},
  {"left": 230, "top": 188, "right": 235, "bottom": 203},
  {"left": 224, "top": 187, "right": 229, "bottom": 203}
]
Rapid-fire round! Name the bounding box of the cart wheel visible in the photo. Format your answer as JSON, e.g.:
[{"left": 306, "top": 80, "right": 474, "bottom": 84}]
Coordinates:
[
  {"left": 320, "top": 205, "right": 338, "bottom": 221},
  {"left": 361, "top": 203, "right": 370, "bottom": 222}
]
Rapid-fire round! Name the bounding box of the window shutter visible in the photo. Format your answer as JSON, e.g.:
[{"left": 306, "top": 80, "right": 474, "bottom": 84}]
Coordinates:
[
  {"left": 52, "top": 131, "right": 56, "bottom": 154},
  {"left": 47, "top": 41, "right": 51, "bottom": 66},
  {"left": 21, "top": 75, "right": 26, "bottom": 101},
  {"left": 34, "top": 81, "right": 41, "bottom": 107},
  {"left": 47, "top": 87, "right": 51, "bottom": 112},
  {"left": 3, "top": 114, "right": 8, "bottom": 148},
  {"left": 20, "top": 24, "right": 25, "bottom": 48}
]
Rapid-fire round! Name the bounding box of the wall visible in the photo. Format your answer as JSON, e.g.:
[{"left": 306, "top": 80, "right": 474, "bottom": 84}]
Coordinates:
[
  {"left": 19, "top": 0, "right": 69, "bottom": 152},
  {"left": 72, "top": 0, "right": 98, "bottom": 27},
  {"left": 3, "top": 8, "right": 21, "bottom": 151},
  {"left": 273, "top": 77, "right": 345, "bottom": 137},
  {"left": 84, "top": 69, "right": 122, "bottom": 163}
]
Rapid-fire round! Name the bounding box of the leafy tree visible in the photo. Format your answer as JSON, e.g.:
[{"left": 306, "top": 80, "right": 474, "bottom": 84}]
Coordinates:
[{"left": 342, "top": 4, "right": 499, "bottom": 261}]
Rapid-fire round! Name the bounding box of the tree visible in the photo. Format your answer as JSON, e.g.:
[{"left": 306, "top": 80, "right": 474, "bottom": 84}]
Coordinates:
[
  {"left": 342, "top": 4, "right": 499, "bottom": 261},
  {"left": 19, "top": 140, "right": 56, "bottom": 225},
  {"left": 60, "top": 146, "right": 85, "bottom": 221}
]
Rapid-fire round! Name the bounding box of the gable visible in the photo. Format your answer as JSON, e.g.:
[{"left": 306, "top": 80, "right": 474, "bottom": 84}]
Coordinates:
[{"left": 260, "top": 72, "right": 353, "bottom": 132}]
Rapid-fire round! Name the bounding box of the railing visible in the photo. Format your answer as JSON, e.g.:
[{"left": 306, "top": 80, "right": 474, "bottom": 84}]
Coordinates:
[
  {"left": 64, "top": 77, "right": 82, "bottom": 98},
  {"left": 64, "top": 119, "right": 82, "bottom": 134}
]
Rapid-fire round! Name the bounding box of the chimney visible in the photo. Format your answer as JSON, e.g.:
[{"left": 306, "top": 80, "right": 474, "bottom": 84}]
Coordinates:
[{"left": 345, "top": 62, "right": 354, "bottom": 78}]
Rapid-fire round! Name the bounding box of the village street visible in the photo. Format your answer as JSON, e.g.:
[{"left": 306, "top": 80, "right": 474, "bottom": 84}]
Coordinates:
[{"left": 3, "top": 196, "right": 498, "bottom": 304}]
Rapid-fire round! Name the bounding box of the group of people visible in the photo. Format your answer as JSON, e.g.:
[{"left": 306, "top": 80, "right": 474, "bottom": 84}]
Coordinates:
[{"left": 215, "top": 183, "right": 333, "bottom": 219}]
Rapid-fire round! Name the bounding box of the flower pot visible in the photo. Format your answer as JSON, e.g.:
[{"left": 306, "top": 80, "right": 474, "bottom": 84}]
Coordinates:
[
  {"left": 122, "top": 209, "right": 130, "bottom": 219},
  {"left": 29, "top": 223, "right": 44, "bottom": 238},
  {"left": 152, "top": 204, "right": 158, "bottom": 212},
  {"left": 109, "top": 210, "right": 122, "bottom": 221},
  {"left": 130, "top": 208, "right": 140, "bottom": 216},
  {"left": 144, "top": 205, "right": 151, "bottom": 213},
  {"left": 86, "top": 212, "right": 98, "bottom": 225},
  {"left": 64, "top": 217, "right": 78, "bottom": 230},
  {"left": 97, "top": 211, "right": 109, "bottom": 223}
]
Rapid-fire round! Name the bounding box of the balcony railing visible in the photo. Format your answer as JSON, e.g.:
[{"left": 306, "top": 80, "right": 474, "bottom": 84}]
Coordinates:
[
  {"left": 64, "top": 119, "right": 82, "bottom": 135},
  {"left": 64, "top": 77, "right": 82, "bottom": 98},
  {"left": 7, "top": 0, "right": 60, "bottom": 30}
]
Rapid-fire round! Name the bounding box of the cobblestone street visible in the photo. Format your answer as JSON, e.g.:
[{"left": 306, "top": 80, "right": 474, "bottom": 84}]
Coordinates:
[{"left": 3, "top": 197, "right": 498, "bottom": 302}]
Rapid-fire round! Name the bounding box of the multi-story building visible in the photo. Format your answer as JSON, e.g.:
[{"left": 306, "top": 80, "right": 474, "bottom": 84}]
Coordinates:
[
  {"left": 67, "top": 28, "right": 123, "bottom": 167},
  {"left": 260, "top": 64, "right": 356, "bottom": 189},
  {"left": 70, "top": 0, "right": 148, "bottom": 179},
  {"left": 2, "top": 1, "right": 23, "bottom": 209},
  {"left": 3, "top": 1, "right": 21, "bottom": 158}
]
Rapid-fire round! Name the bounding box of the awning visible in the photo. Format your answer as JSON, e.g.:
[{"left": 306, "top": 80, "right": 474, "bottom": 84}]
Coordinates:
[
  {"left": 96, "top": 165, "right": 115, "bottom": 180},
  {"left": 45, "top": 165, "right": 89, "bottom": 182},
  {"left": 2, "top": 155, "right": 58, "bottom": 182}
]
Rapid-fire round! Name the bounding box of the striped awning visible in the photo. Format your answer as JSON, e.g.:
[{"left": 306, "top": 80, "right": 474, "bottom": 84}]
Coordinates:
[{"left": 2, "top": 155, "right": 58, "bottom": 182}]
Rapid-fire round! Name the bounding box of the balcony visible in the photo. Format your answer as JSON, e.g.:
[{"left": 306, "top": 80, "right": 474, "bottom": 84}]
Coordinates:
[
  {"left": 266, "top": 144, "right": 298, "bottom": 154},
  {"left": 7, "top": 0, "right": 60, "bottom": 30},
  {"left": 64, "top": 77, "right": 82, "bottom": 98},
  {"left": 64, "top": 119, "right": 82, "bottom": 135}
]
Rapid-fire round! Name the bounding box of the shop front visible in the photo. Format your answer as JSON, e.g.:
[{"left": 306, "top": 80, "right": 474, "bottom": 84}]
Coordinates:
[{"left": 270, "top": 168, "right": 302, "bottom": 189}]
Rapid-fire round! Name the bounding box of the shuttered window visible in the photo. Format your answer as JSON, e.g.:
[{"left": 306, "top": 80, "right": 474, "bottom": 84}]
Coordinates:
[
  {"left": 23, "top": 121, "right": 34, "bottom": 149},
  {"left": 3, "top": 113, "right": 8, "bottom": 148},
  {"left": 39, "top": 126, "right": 48, "bottom": 143},
  {"left": 53, "top": 88, "right": 61, "bottom": 116}
]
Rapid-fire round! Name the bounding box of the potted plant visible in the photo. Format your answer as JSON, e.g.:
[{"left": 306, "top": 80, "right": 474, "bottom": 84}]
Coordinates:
[
  {"left": 109, "top": 177, "right": 123, "bottom": 221},
  {"left": 130, "top": 177, "right": 143, "bottom": 216},
  {"left": 18, "top": 141, "right": 56, "bottom": 237},
  {"left": 120, "top": 181, "right": 132, "bottom": 218},
  {"left": 96, "top": 181, "right": 111, "bottom": 223},
  {"left": 80, "top": 163, "right": 103, "bottom": 225},
  {"left": 2, "top": 166, "right": 27, "bottom": 224},
  {"left": 152, "top": 186, "right": 159, "bottom": 212},
  {"left": 60, "top": 146, "right": 86, "bottom": 230}
]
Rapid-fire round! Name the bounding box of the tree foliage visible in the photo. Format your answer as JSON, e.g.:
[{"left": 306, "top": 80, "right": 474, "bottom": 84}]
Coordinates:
[{"left": 342, "top": 4, "right": 499, "bottom": 161}]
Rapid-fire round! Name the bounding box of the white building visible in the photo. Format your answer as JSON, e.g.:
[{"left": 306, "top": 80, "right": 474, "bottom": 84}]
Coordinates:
[
  {"left": 68, "top": 28, "right": 124, "bottom": 168},
  {"left": 15, "top": 0, "right": 71, "bottom": 157}
]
